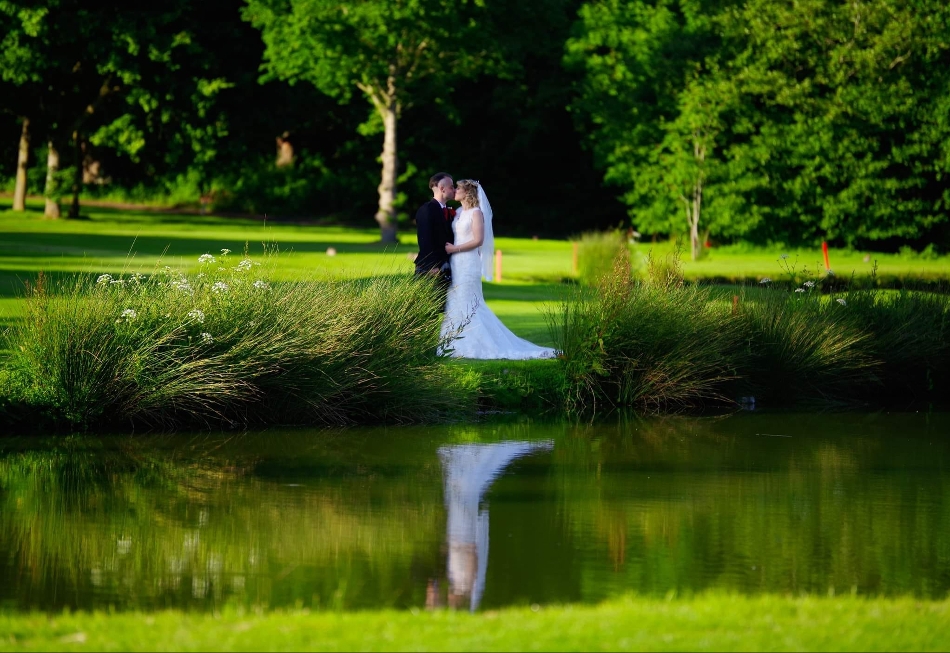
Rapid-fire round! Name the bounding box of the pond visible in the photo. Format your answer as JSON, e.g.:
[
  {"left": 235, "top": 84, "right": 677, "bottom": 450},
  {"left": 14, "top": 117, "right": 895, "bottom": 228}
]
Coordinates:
[{"left": 1, "top": 410, "right": 948, "bottom": 613}]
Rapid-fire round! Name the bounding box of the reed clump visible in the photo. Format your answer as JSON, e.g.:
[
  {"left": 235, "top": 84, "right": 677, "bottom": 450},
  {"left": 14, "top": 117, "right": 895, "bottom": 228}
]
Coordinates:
[
  {"left": 551, "top": 250, "right": 950, "bottom": 413},
  {"left": 2, "top": 251, "right": 477, "bottom": 431},
  {"left": 550, "top": 250, "right": 744, "bottom": 413}
]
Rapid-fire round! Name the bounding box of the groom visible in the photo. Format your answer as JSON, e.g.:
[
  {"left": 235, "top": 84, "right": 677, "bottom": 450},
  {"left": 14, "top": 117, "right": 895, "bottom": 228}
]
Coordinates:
[{"left": 415, "top": 172, "right": 456, "bottom": 308}]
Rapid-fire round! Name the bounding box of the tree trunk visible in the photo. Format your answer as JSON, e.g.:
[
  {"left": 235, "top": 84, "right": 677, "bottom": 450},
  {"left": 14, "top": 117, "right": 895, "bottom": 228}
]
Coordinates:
[
  {"left": 375, "top": 95, "right": 398, "bottom": 244},
  {"left": 69, "top": 130, "right": 82, "bottom": 218},
  {"left": 13, "top": 118, "right": 30, "bottom": 211},
  {"left": 688, "top": 135, "right": 707, "bottom": 261},
  {"left": 690, "top": 176, "right": 703, "bottom": 261},
  {"left": 44, "top": 140, "right": 61, "bottom": 219}
]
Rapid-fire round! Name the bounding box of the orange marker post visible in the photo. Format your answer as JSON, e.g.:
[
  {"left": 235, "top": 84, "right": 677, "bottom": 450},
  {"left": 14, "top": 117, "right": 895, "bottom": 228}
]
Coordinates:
[
  {"left": 822, "top": 241, "right": 831, "bottom": 270},
  {"left": 495, "top": 249, "right": 502, "bottom": 282}
]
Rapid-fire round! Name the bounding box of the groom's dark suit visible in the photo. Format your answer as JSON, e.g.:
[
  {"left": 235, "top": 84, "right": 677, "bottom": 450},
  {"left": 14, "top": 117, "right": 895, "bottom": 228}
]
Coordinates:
[
  {"left": 415, "top": 198, "right": 455, "bottom": 276},
  {"left": 415, "top": 198, "right": 455, "bottom": 311}
]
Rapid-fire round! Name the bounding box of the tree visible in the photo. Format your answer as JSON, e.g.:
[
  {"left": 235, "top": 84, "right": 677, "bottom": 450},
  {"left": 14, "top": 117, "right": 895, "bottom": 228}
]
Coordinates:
[
  {"left": 0, "top": 0, "right": 231, "bottom": 218},
  {"left": 720, "top": 0, "right": 950, "bottom": 248},
  {"left": 243, "top": 0, "right": 497, "bottom": 243},
  {"left": 564, "top": 0, "right": 744, "bottom": 258}
]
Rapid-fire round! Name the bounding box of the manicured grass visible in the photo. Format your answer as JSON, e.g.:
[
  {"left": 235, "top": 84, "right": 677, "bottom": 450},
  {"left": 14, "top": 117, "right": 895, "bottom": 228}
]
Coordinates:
[
  {"left": 0, "top": 205, "right": 567, "bottom": 345},
  {"left": 2, "top": 594, "right": 948, "bottom": 651},
  {"left": 641, "top": 240, "right": 950, "bottom": 285}
]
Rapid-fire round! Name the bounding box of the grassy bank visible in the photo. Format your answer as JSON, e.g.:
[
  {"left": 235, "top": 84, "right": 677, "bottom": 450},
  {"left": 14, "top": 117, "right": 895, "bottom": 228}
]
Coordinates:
[
  {"left": 2, "top": 594, "right": 948, "bottom": 651},
  {"left": 1, "top": 252, "right": 480, "bottom": 431},
  {"left": 553, "top": 252, "right": 950, "bottom": 412}
]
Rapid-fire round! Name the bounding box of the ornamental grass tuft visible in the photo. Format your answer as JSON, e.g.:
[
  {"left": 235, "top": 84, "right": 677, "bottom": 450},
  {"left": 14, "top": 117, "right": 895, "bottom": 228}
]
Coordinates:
[
  {"left": 550, "top": 250, "right": 744, "bottom": 413},
  {"left": 2, "top": 251, "right": 477, "bottom": 431},
  {"left": 551, "top": 250, "right": 950, "bottom": 414}
]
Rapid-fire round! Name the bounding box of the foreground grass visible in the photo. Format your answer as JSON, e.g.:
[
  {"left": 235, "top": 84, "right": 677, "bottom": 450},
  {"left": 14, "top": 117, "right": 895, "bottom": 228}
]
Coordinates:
[{"left": 2, "top": 594, "right": 948, "bottom": 651}]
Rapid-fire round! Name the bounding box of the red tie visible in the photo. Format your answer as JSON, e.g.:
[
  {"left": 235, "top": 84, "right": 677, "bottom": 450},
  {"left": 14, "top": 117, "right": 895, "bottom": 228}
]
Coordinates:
[{"left": 443, "top": 206, "right": 449, "bottom": 220}]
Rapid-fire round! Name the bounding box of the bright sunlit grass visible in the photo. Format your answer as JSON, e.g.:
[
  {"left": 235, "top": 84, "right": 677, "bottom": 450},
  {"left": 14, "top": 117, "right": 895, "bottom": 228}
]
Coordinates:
[{"left": 2, "top": 594, "right": 948, "bottom": 651}]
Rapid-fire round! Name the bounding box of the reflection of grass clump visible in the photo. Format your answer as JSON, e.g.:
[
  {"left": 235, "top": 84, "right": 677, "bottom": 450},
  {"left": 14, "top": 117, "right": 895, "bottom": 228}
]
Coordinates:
[{"left": 2, "top": 250, "right": 477, "bottom": 430}]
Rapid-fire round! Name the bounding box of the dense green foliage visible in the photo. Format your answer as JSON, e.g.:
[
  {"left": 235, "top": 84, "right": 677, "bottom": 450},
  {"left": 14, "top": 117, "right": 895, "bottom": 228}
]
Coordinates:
[
  {"left": 4, "top": 0, "right": 949, "bottom": 247},
  {"left": 566, "top": 0, "right": 950, "bottom": 254}
]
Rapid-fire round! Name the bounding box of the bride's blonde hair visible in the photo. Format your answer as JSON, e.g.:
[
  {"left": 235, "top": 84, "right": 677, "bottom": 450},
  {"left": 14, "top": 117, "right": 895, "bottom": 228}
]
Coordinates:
[{"left": 455, "top": 179, "right": 480, "bottom": 207}]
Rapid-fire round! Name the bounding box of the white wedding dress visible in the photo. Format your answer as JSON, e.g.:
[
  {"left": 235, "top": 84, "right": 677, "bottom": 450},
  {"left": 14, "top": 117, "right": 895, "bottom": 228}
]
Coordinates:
[{"left": 440, "top": 206, "right": 556, "bottom": 360}]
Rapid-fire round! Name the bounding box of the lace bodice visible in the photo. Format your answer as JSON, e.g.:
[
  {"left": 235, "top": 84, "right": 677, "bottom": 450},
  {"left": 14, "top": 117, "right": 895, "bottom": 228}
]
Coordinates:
[{"left": 453, "top": 208, "right": 481, "bottom": 255}]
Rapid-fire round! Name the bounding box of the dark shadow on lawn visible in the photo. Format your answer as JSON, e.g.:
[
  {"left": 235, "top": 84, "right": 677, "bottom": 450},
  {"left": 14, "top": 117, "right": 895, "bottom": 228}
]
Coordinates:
[
  {"left": 1, "top": 201, "right": 362, "bottom": 229},
  {"left": 0, "top": 230, "right": 416, "bottom": 260}
]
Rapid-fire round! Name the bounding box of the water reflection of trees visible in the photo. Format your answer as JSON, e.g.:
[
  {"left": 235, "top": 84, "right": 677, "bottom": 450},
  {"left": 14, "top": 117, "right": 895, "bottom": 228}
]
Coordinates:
[
  {"left": 0, "top": 432, "right": 447, "bottom": 612},
  {"left": 1, "top": 413, "right": 948, "bottom": 613},
  {"left": 548, "top": 413, "right": 950, "bottom": 599}
]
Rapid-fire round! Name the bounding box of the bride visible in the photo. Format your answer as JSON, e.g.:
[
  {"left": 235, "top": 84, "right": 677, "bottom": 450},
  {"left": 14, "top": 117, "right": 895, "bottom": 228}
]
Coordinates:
[{"left": 441, "top": 180, "right": 556, "bottom": 360}]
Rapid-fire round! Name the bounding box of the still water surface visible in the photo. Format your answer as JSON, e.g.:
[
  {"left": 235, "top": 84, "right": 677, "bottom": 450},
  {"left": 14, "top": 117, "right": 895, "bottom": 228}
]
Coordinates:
[{"left": 1, "top": 411, "right": 948, "bottom": 612}]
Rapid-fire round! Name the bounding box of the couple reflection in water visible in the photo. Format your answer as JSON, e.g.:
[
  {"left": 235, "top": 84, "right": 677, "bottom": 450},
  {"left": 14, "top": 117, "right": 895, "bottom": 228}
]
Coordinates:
[{"left": 426, "top": 439, "right": 553, "bottom": 611}]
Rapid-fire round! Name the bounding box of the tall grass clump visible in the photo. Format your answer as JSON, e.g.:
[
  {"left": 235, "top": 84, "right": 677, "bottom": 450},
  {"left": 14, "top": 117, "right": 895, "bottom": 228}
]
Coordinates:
[
  {"left": 550, "top": 250, "right": 744, "bottom": 413},
  {"left": 736, "top": 265, "right": 950, "bottom": 405},
  {"left": 832, "top": 282, "right": 950, "bottom": 399},
  {"left": 734, "top": 283, "right": 880, "bottom": 404},
  {"left": 2, "top": 251, "right": 476, "bottom": 431},
  {"left": 574, "top": 229, "right": 632, "bottom": 287}
]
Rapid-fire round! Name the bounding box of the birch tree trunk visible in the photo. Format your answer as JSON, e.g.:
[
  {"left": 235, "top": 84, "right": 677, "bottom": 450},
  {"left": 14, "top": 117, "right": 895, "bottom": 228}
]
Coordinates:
[
  {"left": 361, "top": 74, "right": 399, "bottom": 244},
  {"left": 44, "top": 140, "right": 61, "bottom": 219},
  {"left": 688, "top": 135, "right": 706, "bottom": 261},
  {"left": 13, "top": 118, "right": 30, "bottom": 212},
  {"left": 690, "top": 176, "right": 703, "bottom": 260},
  {"left": 376, "top": 96, "right": 399, "bottom": 244}
]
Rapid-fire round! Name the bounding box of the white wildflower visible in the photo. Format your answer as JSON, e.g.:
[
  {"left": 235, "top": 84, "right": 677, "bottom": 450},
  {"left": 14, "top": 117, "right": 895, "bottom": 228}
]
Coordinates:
[
  {"left": 187, "top": 309, "right": 205, "bottom": 324},
  {"left": 116, "top": 308, "right": 137, "bottom": 323},
  {"left": 96, "top": 274, "right": 113, "bottom": 285},
  {"left": 759, "top": 277, "right": 771, "bottom": 284},
  {"left": 795, "top": 288, "right": 805, "bottom": 293},
  {"left": 171, "top": 279, "right": 192, "bottom": 292},
  {"left": 836, "top": 298, "right": 847, "bottom": 306},
  {"left": 221, "top": 248, "right": 231, "bottom": 255},
  {"left": 198, "top": 254, "right": 216, "bottom": 264},
  {"left": 253, "top": 280, "right": 269, "bottom": 290},
  {"left": 211, "top": 281, "right": 229, "bottom": 294},
  {"left": 200, "top": 332, "right": 214, "bottom": 344},
  {"left": 130, "top": 273, "right": 145, "bottom": 284},
  {"left": 235, "top": 259, "right": 253, "bottom": 272},
  {"left": 110, "top": 279, "right": 126, "bottom": 285},
  {"left": 803, "top": 281, "right": 815, "bottom": 288}
]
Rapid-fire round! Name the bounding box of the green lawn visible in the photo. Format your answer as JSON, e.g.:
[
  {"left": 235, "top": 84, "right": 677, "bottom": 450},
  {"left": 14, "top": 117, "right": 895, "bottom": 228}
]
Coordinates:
[
  {"left": 3, "top": 200, "right": 949, "bottom": 344},
  {"left": 2, "top": 594, "right": 948, "bottom": 652},
  {"left": 639, "top": 239, "right": 950, "bottom": 284},
  {"left": 0, "top": 203, "right": 571, "bottom": 345}
]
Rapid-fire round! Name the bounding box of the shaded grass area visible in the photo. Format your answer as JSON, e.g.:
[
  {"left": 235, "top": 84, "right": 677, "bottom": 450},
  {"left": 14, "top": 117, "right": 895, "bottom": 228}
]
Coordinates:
[{"left": 2, "top": 594, "right": 948, "bottom": 651}]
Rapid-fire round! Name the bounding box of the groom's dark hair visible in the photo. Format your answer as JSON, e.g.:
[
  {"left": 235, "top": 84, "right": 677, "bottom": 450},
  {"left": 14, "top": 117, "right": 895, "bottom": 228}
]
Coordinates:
[{"left": 429, "top": 172, "right": 452, "bottom": 189}]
